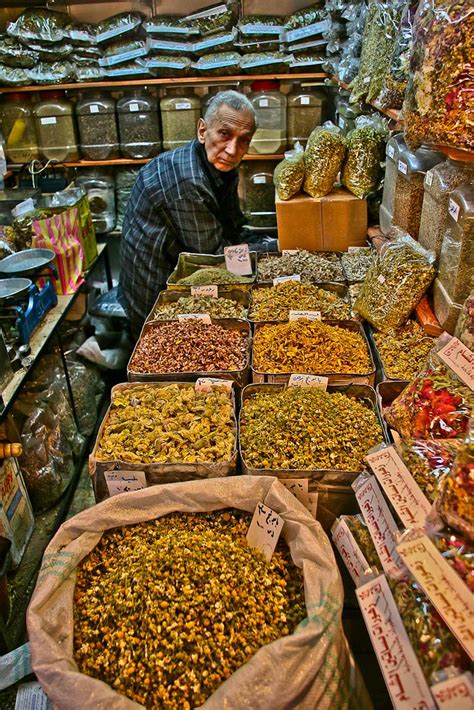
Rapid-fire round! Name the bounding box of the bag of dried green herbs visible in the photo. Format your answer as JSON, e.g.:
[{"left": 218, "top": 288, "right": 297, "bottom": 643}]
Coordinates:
[
  {"left": 341, "top": 115, "right": 387, "bottom": 199},
  {"left": 303, "top": 122, "right": 346, "bottom": 198},
  {"left": 274, "top": 142, "right": 305, "bottom": 201},
  {"left": 375, "top": 0, "right": 416, "bottom": 110},
  {"left": 27, "top": 476, "right": 371, "bottom": 710}
]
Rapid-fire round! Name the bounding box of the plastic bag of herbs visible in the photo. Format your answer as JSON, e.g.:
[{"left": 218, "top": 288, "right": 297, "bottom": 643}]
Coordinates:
[
  {"left": 7, "top": 8, "right": 70, "bottom": 44},
  {"left": 341, "top": 114, "right": 387, "bottom": 199},
  {"left": 375, "top": 0, "right": 417, "bottom": 110},
  {"left": 303, "top": 122, "right": 346, "bottom": 198},
  {"left": 437, "top": 423, "right": 474, "bottom": 542},
  {"left": 0, "top": 35, "right": 39, "bottom": 68},
  {"left": 274, "top": 142, "right": 305, "bottom": 200},
  {"left": 27, "top": 477, "right": 371, "bottom": 710}
]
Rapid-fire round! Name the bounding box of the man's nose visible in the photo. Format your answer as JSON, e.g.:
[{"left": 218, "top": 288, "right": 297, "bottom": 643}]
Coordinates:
[{"left": 225, "top": 137, "right": 239, "bottom": 156}]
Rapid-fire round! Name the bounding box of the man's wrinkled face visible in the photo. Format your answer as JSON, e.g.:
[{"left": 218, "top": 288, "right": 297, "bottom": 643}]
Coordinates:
[{"left": 197, "top": 105, "right": 255, "bottom": 172}]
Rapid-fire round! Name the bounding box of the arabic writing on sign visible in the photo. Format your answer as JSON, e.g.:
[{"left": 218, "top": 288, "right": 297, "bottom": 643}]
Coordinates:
[
  {"left": 246, "top": 502, "right": 283, "bottom": 561},
  {"left": 288, "top": 373, "right": 328, "bottom": 390},
  {"left": 288, "top": 310, "right": 321, "bottom": 321},
  {"left": 331, "top": 519, "right": 373, "bottom": 586},
  {"left": 280, "top": 478, "right": 309, "bottom": 506},
  {"left": 273, "top": 274, "right": 301, "bottom": 285},
  {"left": 191, "top": 284, "right": 218, "bottom": 298},
  {"left": 224, "top": 243, "right": 253, "bottom": 276},
  {"left": 195, "top": 378, "right": 233, "bottom": 393},
  {"left": 104, "top": 471, "right": 147, "bottom": 497},
  {"left": 431, "top": 673, "right": 474, "bottom": 710},
  {"left": 177, "top": 313, "right": 212, "bottom": 324},
  {"left": 437, "top": 337, "right": 474, "bottom": 390}
]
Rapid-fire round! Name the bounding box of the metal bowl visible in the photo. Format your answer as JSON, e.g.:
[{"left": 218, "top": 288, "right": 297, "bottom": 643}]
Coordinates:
[
  {"left": 0, "top": 278, "right": 32, "bottom": 303},
  {"left": 0, "top": 248, "right": 55, "bottom": 277}
]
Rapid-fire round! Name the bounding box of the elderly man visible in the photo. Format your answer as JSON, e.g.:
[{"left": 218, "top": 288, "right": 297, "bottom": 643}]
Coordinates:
[{"left": 119, "top": 89, "right": 273, "bottom": 339}]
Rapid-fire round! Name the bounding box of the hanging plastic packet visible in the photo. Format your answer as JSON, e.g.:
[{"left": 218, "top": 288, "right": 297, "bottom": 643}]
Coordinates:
[
  {"left": 341, "top": 114, "right": 387, "bottom": 198},
  {"left": 26, "top": 61, "right": 75, "bottom": 85},
  {"left": 376, "top": 0, "right": 416, "bottom": 110},
  {"left": 96, "top": 12, "right": 144, "bottom": 45},
  {"left": 7, "top": 8, "right": 70, "bottom": 44},
  {"left": 438, "top": 422, "right": 474, "bottom": 542},
  {"left": 193, "top": 52, "right": 241, "bottom": 76},
  {"left": 273, "top": 142, "right": 305, "bottom": 201},
  {"left": 303, "top": 121, "right": 346, "bottom": 198}
]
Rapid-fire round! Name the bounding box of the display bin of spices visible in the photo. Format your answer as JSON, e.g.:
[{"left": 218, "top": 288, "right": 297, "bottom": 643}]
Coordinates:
[
  {"left": 340, "top": 247, "right": 374, "bottom": 283},
  {"left": 167, "top": 252, "right": 257, "bottom": 292},
  {"left": 286, "top": 85, "right": 327, "bottom": 148},
  {"left": 33, "top": 91, "right": 79, "bottom": 162},
  {"left": 89, "top": 381, "right": 238, "bottom": 502},
  {"left": 146, "top": 288, "right": 249, "bottom": 323},
  {"left": 375, "top": 379, "right": 410, "bottom": 443},
  {"left": 76, "top": 92, "right": 120, "bottom": 161},
  {"left": 160, "top": 88, "right": 201, "bottom": 151},
  {"left": 127, "top": 318, "right": 251, "bottom": 388},
  {"left": 248, "top": 281, "right": 351, "bottom": 323},
  {"left": 257, "top": 250, "right": 345, "bottom": 284},
  {"left": 365, "top": 320, "right": 434, "bottom": 382},
  {"left": 251, "top": 319, "right": 375, "bottom": 386}
]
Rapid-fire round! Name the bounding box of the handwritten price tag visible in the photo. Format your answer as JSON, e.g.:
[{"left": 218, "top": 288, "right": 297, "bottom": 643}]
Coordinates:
[
  {"left": 288, "top": 310, "right": 321, "bottom": 321},
  {"left": 273, "top": 274, "right": 301, "bottom": 285},
  {"left": 177, "top": 313, "right": 212, "bottom": 324},
  {"left": 366, "top": 445, "right": 431, "bottom": 528},
  {"left": 280, "top": 478, "right": 309, "bottom": 506},
  {"left": 437, "top": 336, "right": 473, "bottom": 390},
  {"left": 195, "top": 378, "right": 233, "bottom": 393},
  {"left": 448, "top": 198, "right": 460, "bottom": 222},
  {"left": 224, "top": 243, "right": 253, "bottom": 276},
  {"left": 288, "top": 373, "right": 328, "bottom": 390},
  {"left": 282, "top": 250, "right": 300, "bottom": 255},
  {"left": 431, "top": 672, "right": 474, "bottom": 709},
  {"left": 331, "top": 518, "right": 374, "bottom": 587},
  {"left": 191, "top": 284, "right": 218, "bottom": 298},
  {"left": 357, "top": 575, "right": 435, "bottom": 710},
  {"left": 348, "top": 246, "right": 368, "bottom": 252},
  {"left": 247, "top": 502, "right": 283, "bottom": 561},
  {"left": 397, "top": 533, "right": 474, "bottom": 660},
  {"left": 105, "top": 471, "right": 147, "bottom": 497}
]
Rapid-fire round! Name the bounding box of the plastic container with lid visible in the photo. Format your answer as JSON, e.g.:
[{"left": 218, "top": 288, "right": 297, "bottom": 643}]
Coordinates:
[
  {"left": 33, "top": 91, "right": 79, "bottom": 162},
  {"left": 117, "top": 91, "right": 161, "bottom": 159},
  {"left": 286, "top": 85, "right": 326, "bottom": 148},
  {"left": 241, "top": 160, "right": 276, "bottom": 229},
  {"left": 76, "top": 92, "right": 119, "bottom": 161},
  {"left": 392, "top": 145, "right": 445, "bottom": 239},
  {"left": 160, "top": 88, "right": 201, "bottom": 151},
  {"left": 437, "top": 183, "right": 474, "bottom": 304},
  {"left": 247, "top": 80, "right": 287, "bottom": 155},
  {"left": 379, "top": 132, "right": 406, "bottom": 234},
  {"left": 418, "top": 159, "right": 474, "bottom": 259},
  {"left": 0, "top": 92, "right": 39, "bottom": 164},
  {"left": 75, "top": 172, "right": 116, "bottom": 234}
]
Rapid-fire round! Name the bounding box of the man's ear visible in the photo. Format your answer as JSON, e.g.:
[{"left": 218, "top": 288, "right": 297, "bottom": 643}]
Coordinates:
[{"left": 197, "top": 118, "right": 207, "bottom": 144}]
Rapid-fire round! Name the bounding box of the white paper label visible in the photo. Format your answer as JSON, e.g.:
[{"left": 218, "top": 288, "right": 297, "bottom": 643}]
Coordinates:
[
  {"left": 253, "top": 175, "right": 267, "bottom": 184},
  {"left": 431, "top": 673, "right": 474, "bottom": 709},
  {"left": 105, "top": 471, "right": 147, "bottom": 497},
  {"left": 332, "top": 519, "right": 374, "bottom": 586},
  {"left": 448, "top": 198, "right": 461, "bottom": 222},
  {"left": 259, "top": 98, "right": 269, "bottom": 107},
  {"left": 195, "top": 377, "right": 233, "bottom": 393},
  {"left": 398, "top": 160, "right": 408, "bottom": 175},
  {"left": 90, "top": 104, "right": 100, "bottom": 114},
  {"left": 354, "top": 475, "right": 406, "bottom": 579},
  {"left": 366, "top": 445, "right": 431, "bottom": 527},
  {"left": 247, "top": 502, "right": 283, "bottom": 561},
  {"left": 288, "top": 310, "right": 321, "bottom": 321},
  {"left": 177, "top": 313, "right": 212, "bottom": 324},
  {"left": 273, "top": 274, "right": 301, "bottom": 285},
  {"left": 377, "top": 274, "right": 386, "bottom": 284},
  {"left": 191, "top": 285, "right": 218, "bottom": 298},
  {"left": 397, "top": 534, "right": 474, "bottom": 660},
  {"left": 280, "top": 478, "right": 309, "bottom": 506},
  {"left": 129, "top": 102, "right": 140, "bottom": 112},
  {"left": 15, "top": 682, "right": 53, "bottom": 710},
  {"left": 40, "top": 117, "right": 56, "bottom": 125},
  {"left": 175, "top": 101, "right": 192, "bottom": 110},
  {"left": 348, "top": 246, "right": 367, "bottom": 252},
  {"left": 300, "top": 96, "right": 310, "bottom": 105},
  {"left": 437, "top": 337, "right": 474, "bottom": 391},
  {"left": 387, "top": 145, "right": 395, "bottom": 159},
  {"left": 224, "top": 244, "right": 253, "bottom": 276},
  {"left": 357, "top": 575, "right": 435, "bottom": 710},
  {"left": 425, "top": 170, "right": 434, "bottom": 187},
  {"left": 281, "top": 250, "right": 300, "bottom": 255},
  {"left": 288, "top": 373, "right": 328, "bottom": 390},
  {"left": 363, "top": 75, "right": 371, "bottom": 84}
]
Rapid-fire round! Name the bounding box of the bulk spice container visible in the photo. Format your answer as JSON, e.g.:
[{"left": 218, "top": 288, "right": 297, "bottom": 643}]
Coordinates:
[
  {"left": 392, "top": 144, "right": 444, "bottom": 239},
  {"left": 379, "top": 132, "right": 406, "bottom": 234},
  {"left": 286, "top": 85, "right": 326, "bottom": 148},
  {"left": 33, "top": 91, "right": 79, "bottom": 162},
  {"left": 247, "top": 80, "right": 286, "bottom": 155},
  {"left": 0, "top": 92, "right": 39, "bottom": 164},
  {"left": 160, "top": 88, "right": 201, "bottom": 151},
  {"left": 241, "top": 160, "right": 276, "bottom": 229},
  {"left": 117, "top": 91, "right": 161, "bottom": 159},
  {"left": 75, "top": 172, "right": 116, "bottom": 234},
  {"left": 437, "top": 183, "right": 474, "bottom": 306},
  {"left": 76, "top": 92, "right": 119, "bottom": 161}
]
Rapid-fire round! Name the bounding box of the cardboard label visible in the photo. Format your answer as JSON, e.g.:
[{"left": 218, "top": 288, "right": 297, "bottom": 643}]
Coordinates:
[
  {"left": 425, "top": 170, "right": 433, "bottom": 187},
  {"left": 431, "top": 673, "right": 474, "bottom": 709},
  {"left": 89, "top": 105, "right": 100, "bottom": 114},
  {"left": 224, "top": 243, "right": 253, "bottom": 276},
  {"left": 190, "top": 285, "right": 218, "bottom": 298},
  {"left": 15, "top": 682, "right": 53, "bottom": 710},
  {"left": 437, "top": 337, "right": 473, "bottom": 390},
  {"left": 288, "top": 310, "right": 321, "bottom": 321},
  {"left": 332, "top": 518, "right": 374, "bottom": 586},
  {"left": 448, "top": 199, "right": 460, "bottom": 222},
  {"left": 40, "top": 117, "right": 56, "bottom": 125},
  {"left": 387, "top": 145, "right": 395, "bottom": 159},
  {"left": 247, "top": 502, "right": 283, "bottom": 561},
  {"left": 273, "top": 274, "right": 301, "bottom": 285},
  {"left": 177, "top": 313, "right": 212, "bottom": 324},
  {"left": 195, "top": 378, "right": 233, "bottom": 393},
  {"left": 357, "top": 575, "right": 435, "bottom": 710},
  {"left": 288, "top": 373, "right": 328, "bottom": 390},
  {"left": 105, "top": 471, "right": 147, "bottom": 497},
  {"left": 397, "top": 534, "right": 474, "bottom": 660},
  {"left": 280, "top": 478, "right": 309, "bottom": 506},
  {"left": 129, "top": 102, "right": 140, "bottom": 112},
  {"left": 366, "top": 445, "right": 431, "bottom": 528},
  {"left": 354, "top": 475, "right": 406, "bottom": 579},
  {"left": 398, "top": 160, "right": 408, "bottom": 175}
]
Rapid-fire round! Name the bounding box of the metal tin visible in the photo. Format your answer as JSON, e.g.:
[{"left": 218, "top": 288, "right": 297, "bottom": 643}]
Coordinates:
[
  {"left": 90, "top": 381, "right": 238, "bottom": 502},
  {"left": 256, "top": 251, "right": 346, "bottom": 284},
  {"left": 166, "top": 252, "right": 257, "bottom": 292},
  {"left": 251, "top": 320, "right": 376, "bottom": 386},
  {"left": 376, "top": 379, "right": 409, "bottom": 443},
  {"left": 146, "top": 288, "right": 250, "bottom": 324},
  {"left": 128, "top": 318, "right": 252, "bottom": 388},
  {"left": 248, "top": 281, "right": 351, "bottom": 323}
]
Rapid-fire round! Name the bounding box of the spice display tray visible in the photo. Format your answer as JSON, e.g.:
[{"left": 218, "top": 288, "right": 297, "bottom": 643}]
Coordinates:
[
  {"left": 251, "top": 320, "right": 376, "bottom": 386},
  {"left": 166, "top": 252, "right": 257, "bottom": 292},
  {"left": 146, "top": 288, "right": 250, "bottom": 324},
  {"left": 376, "top": 379, "right": 409, "bottom": 443},
  {"left": 248, "top": 281, "right": 351, "bottom": 323},
  {"left": 364, "top": 321, "right": 434, "bottom": 385},
  {"left": 128, "top": 318, "right": 252, "bottom": 388},
  {"left": 256, "top": 251, "right": 346, "bottom": 284},
  {"left": 90, "top": 381, "right": 238, "bottom": 502}
]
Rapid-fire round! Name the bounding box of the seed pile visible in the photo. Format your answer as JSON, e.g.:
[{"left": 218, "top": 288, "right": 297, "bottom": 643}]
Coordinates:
[
  {"left": 240, "top": 387, "right": 382, "bottom": 470},
  {"left": 258, "top": 251, "right": 345, "bottom": 283},
  {"left": 177, "top": 267, "right": 254, "bottom": 286},
  {"left": 249, "top": 281, "right": 350, "bottom": 321},
  {"left": 73, "top": 511, "right": 306, "bottom": 709},
  {"left": 373, "top": 320, "right": 434, "bottom": 380},
  {"left": 341, "top": 248, "right": 374, "bottom": 282},
  {"left": 150, "top": 295, "right": 247, "bottom": 320}
]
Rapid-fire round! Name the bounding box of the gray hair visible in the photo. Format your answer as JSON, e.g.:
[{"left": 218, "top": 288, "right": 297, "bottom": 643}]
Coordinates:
[{"left": 204, "top": 90, "right": 257, "bottom": 128}]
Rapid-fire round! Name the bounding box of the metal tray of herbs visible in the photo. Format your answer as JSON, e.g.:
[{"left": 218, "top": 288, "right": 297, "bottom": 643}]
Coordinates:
[
  {"left": 146, "top": 288, "right": 250, "bottom": 324},
  {"left": 90, "top": 381, "right": 238, "bottom": 502},
  {"left": 256, "top": 251, "right": 346, "bottom": 284},
  {"left": 127, "top": 318, "right": 252, "bottom": 388},
  {"left": 166, "top": 252, "right": 257, "bottom": 292},
  {"left": 248, "top": 281, "right": 351, "bottom": 324},
  {"left": 251, "top": 319, "right": 376, "bottom": 386},
  {"left": 376, "top": 379, "right": 409, "bottom": 444}
]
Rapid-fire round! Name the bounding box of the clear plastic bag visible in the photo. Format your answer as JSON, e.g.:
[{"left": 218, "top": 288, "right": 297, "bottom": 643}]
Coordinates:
[
  {"left": 239, "top": 52, "right": 290, "bottom": 74},
  {"left": 341, "top": 114, "right": 387, "bottom": 198},
  {"left": 96, "top": 12, "right": 144, "bottom": 45},
  {"left": 99, "top": 39, "right": 148, "bottom": 67},
  {"left": 26, "top": 61, "right": 75, "bottom": 85},
  {"left": 194, "top": 52, "right": 241, "bottom": 76},
  {"left": 342, "top": 514, "right": 380, "bottom": 571},
  {"left": 398, "top": 438, "right": 460, "bottom": 501},
  {"left": 431, "top": 529, "right": 474, "bottom": 591},
  {"left": 75, "top": 65, "right": 107, "bottom": 83},
  {"left": 454, "top": 289, "right": 474, "bottom": 351},
  {"left": 181, "top": 2, "right": 237, "bottom": 37},
  {"left": 0, "top": 64, "right": 29, "bottom": 87},
  {"left": 303, "top": 122, "right": 346, "bottom": 198},
  {"left": 354, "top": 229, "right": 435, "bottom": 332},
  {"left": 376, "top": 0, "right": 415, "bottom": 110},
  {"left": 193, "top": 29, "right": 237, "bottom": 56},
  {"left": 139, "top": 55, "right": 192, "bottom": 77},
  {"left": 273, "top": 142, "right": 305, "bottom": 201},
  {"left": 0, "top": 35, "right": 38, "bottom": 68},
  {"left": 28, "top": 41, "right": 74, "bottom": 62},
  {"left": 438, "top": 424, "right": 474, "bottom": 542},
  {"left": 67, "top": 23, "right": 97, "bottom": 46},
  {"left": 238, "top": 15, "right": 284, "bottom": 38},
  {"left": 143, "top": 15, "right": 199, "bottom": 37},
  {"left": 7, "top": 8, "right": 69, "bottom": 44}
]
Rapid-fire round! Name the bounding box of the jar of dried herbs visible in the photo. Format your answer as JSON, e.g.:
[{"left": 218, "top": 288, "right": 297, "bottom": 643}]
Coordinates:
[
  {"left": 160, "top": 88, "right": 201, "bottom": 151},
  {"left": 76, "top": 92, "right": 119, "bottom": 161},
  {"left": 437, "top": 183, "right": 474, "bottom": 305},
  {"left": 248, "top": 80, "right": 287, "bottom": 155},
  {"left": 117, "top": 91, "right": 161, "bottom": 159},
  {"left": 379, "top": 132, "right": 406, "bottom": 235},
  {"left": 33, "top": 91, "right": 79, "bottom": 162},
  {"left": 286, "top": 85, "right": 326, "bottom": 148},
  {"left": 241, "top": 160, "right": 276, "bottom": 228},
  {"left": 0, "top": 92, "right": 39, "bottom": 164}
]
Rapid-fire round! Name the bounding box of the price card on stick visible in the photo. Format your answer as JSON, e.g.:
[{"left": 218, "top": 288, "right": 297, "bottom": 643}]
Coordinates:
[
  {"left": 288, "top": 373, "right": 328, "bottom": 390},
  {"left": 105, "top": 471, "right": 147, "bottom": 497},
  {"left": 430, "top": 672, "right": 474, "bottom": 710},
  {"left": 191, "top": 285, "right": 218, "bottom": 298},
  {"left": 177, "top": 313, "right": 212, "bottom": 324},
  {"left": 280, "top": 478, "right": 309, "bottom": 506},
  {"left": 247, "top": 502, "right": 283, "bottom": 561},
  {"left": 288, "top": 310, "right": 321, "bottom": 321},
  {"left": 224, "top": 243, "right": 253, "bottom": 276},
  {"left": 437, "top": 337, "right": 474, "bottom": 390},
  {"left": 331, "top": 518, "right": 374, "bottom": 587},
  {"left": 195, "top": 378, "right": 233, "bottom": 393}
]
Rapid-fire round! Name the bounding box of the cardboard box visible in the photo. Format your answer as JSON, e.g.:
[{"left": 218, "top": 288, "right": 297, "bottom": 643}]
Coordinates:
[{"left": 276, "top": 188, "right": 368, "bottom": 251}]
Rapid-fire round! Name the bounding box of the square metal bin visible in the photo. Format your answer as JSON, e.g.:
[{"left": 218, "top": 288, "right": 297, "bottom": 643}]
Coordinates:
[
  {"left": 166, "top": 252, "right": 257, "bottom": 292},
  {"left": 128, "top": 318, "right": 252, "bottom": 388},
  {"left": 256, "top": 251, "right": 346, "bottom": 284},
  {"left": 248, "top": 281, "right": 351, "bottom": 323},
  {"left": 146, "top": 288, "right": 250, "bottom": 324},
  {"left": 251, "top": 320, "right": 376, "bottom": 386},
  {"left": 90, "top": 381, "right": 238, "bottom": 502}
]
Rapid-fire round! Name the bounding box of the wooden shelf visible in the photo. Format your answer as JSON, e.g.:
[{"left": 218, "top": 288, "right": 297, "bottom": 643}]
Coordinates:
[
  {"left": 330, "top": 76, "right": 403, "bottom": 124},
  {"left": 8, "top": 154, "right": 284, "bottom": 169}
]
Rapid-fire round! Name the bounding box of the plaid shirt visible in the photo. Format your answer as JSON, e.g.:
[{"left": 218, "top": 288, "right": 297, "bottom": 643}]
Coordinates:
[{"left": 119, "top": 139, "right": 248, "bottom": 337}]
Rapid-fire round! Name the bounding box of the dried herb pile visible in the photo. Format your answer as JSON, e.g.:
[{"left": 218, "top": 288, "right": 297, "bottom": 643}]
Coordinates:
[
  {"left": 95, "top": 384, "right": 235, "bottom": 464},
  {"left": 150, "top": 295, "right": 246, "bottom": 321},
  {"left": 177, "top": 267, "right": 254, "bottom": 286},
  {"left": 341, "top": 248, "right": 374, "bottom": 282},
  {"left": 249, "top": 282, "right": 350, "bottom": 321},
  {"left": 73, "top": 511, "right": 306, "bottom": 708},
  {"left": 258, "top": 251, "right": 345, "bottom": 283},
  {"left": 240, "top": 387, "right": 382, "bottom": 470},
  {"left": 373, "top": 320, "right": 434, "bottom": 380}
]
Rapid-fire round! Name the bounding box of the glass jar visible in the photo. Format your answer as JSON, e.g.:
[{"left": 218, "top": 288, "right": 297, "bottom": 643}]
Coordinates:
[
  {"left": 160, "top": 88, "right": 201, "bottom": 151},
  {"left": 418, "top": 159, "right": 474, "bottom": 259},
  {"left": 247, "top": 80, "right": 286, "bottom": 155},
  {"left": 0, "top": 92, "right": 39, "bottom": 164},
  {"left": 117, "top": 91, "right": 161, "bottom": 159},
  {"left": 286, "top": 85, "right": 326, "bottom": 148},
  {"left": 392, "top": 145, "right": 445, "bottom": 239},
  {"left": 75, "top": 171, "right": 116, "bottom": 234},
  {"left": 76, "top": 92, "right": 119, "bottom": 161},
  {"left": 33, "top": 91, "right": 79, "bottom": 162},
  {"left": 379, "top": 133, "right": 406, "bottom": 234},
  {"left": 437, "top": 183, "right": 474, "bottom": 305},
  {"left": 241, "top": 160, "right": 276, "bottom": 228}
]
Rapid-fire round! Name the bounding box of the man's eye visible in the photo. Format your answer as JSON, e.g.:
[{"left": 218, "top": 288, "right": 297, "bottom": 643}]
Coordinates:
[{"left": 219, "top": 130, "right": 229, "bottom": 138}]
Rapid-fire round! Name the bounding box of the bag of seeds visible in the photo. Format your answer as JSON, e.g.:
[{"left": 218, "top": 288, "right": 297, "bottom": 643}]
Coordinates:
[
  {"left": 138, "top": 54, "right": 192, "bottom": 77},
  {"left": 303, "top": 122, "right": 346, "bottom": 198},
  {"left": 194, "top": 52, "right": 242, "bottom": 76},
  {"left": 375, "top": 0, "right": 415, "bottom": 110},
  {"left": 273, "top": 142, "right": 305, "bottom": 201},
  {"left": 397, "top": 438, "right": 461, "bottom": 502},
  {"left": 181, "top": 2, "right": 238, "bottom": 37},
  {"left": 239, "top": 51, "right": 290, "bottom": 74},
  {"left": 193, "top": 29, "right": 237, "bottom": 56},
  {"left": 238, "top": 15, "right": 285, "bottom": 40},
  {"left": 27, "top": 476, "right": 370, "bottom": 709},
  {"left": 341, "top": 115, "right": 387, "bottom": 199},
  {"left": 98, "top": 39, "right": 149, "bottom": 67},
  {"left": 0, "top": 64, "right": 30, "bottom": 87},
  {"left": 27, "top": 41, "right": 74, "bottom": 62},
  {"left": 143, "top": 15, "right": 199, "bottom": 37}
]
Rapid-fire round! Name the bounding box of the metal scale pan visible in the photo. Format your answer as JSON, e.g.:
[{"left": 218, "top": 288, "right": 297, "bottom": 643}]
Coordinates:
[
  {"left": 0, "top": 249, "right": 55, "bottom": 278},
  {"left": 0, "top": 278, "right": 32, "bottom": 303}
]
